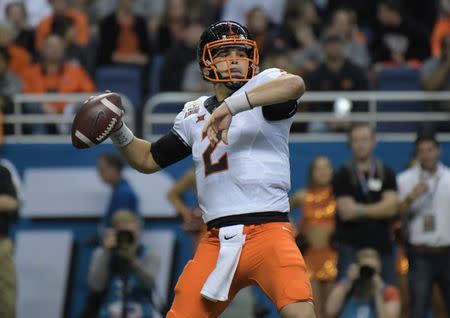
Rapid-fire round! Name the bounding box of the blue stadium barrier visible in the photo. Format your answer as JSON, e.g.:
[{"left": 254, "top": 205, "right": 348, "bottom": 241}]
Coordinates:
[
  {"left": 149, "top": 55, "right": 166, "bottom": 96},
  {"left": 376, "top": 67, "right": 425, "bottom": 132},
  {"left": 95, "top": 66, "right": 142, "bottom": 108}
]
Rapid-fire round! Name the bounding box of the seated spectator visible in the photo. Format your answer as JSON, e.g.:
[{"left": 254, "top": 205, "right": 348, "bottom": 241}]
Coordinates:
[
  {"left": 329, "top": 8, "right": 370, "bottom": 69},
  {"left": 0, "top": 0, "right": 52, "bottom": 27},
  {"left": 82, "top": 210, "right": 160, "bottom": 318},
  {"left": 274, "top": 0, "right": 322, "bottom": 50},
  {"left": 153, "top": 0, "right": 189, "bottom": 55},
  {"left": 290, "top": 156, "right": 337, "bottom": 318},
  {"left": 0, "top": 23, "right": 31, "bottom": 76},
  {"left": 371, "top": 0, "right": 430, "bottom": 66},
  {"left": 35, "top": 0, "right": 89, "bottom": 51},
  {"left": 245, "top": 6, "right": 276, "bottom": 60},
  {"left": 4, "top": 2, "right": 35, "bottom": 56},
  {"left": 96, "top": 0, "right": 151, "bottom": 67},
  {"left": 97, "top": 153, "right": 138, "bottom": 231},
  {"left": 290, "top": 23, "right": 322, "bottom": 76},
  {"left": 0, "top": 47, "right": 22, "bottom": 136},
  {"left": 262, "top": 48, "right": 296, "bottom": 75},
  {"left": 431, "top": 0, "right": 450, "bottom": 57},
  {"left": 325, "top": 248, "right": 401, "bottom": 318},
  {"left": 305, "top": 32, "right": 369, "bottom": 132},
  {"left": 160, "top": 21, "right": 203, "bottom": 91},
  {"left": 21, "top": 34, "right": 94, "bottom": 133},
  {"left": 221, "top": 0, "right": 287, "bottom": 26}
]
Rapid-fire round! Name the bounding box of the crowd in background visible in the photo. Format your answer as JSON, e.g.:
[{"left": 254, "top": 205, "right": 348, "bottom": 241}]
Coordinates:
[{"left": 1, "top": 0, "right": 450, "bottom": 134}]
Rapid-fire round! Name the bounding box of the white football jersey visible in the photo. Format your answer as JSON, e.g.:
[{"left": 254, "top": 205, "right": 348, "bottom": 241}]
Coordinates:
[{"left": 173, "top": 68, "right": 294, "bottom": 222}]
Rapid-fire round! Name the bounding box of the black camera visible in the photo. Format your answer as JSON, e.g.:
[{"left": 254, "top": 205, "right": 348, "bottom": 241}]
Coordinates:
[
  {"left": 116, "top": 230, "right": 135, "bottom": 249},
  {"left": 359, "top": 265, "right": 376, "bottom": 282}
]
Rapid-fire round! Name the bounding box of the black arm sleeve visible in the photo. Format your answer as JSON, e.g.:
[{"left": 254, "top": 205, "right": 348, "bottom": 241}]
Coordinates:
[
  {"left": 262, "top": 100, "right": 298, "bottom": 121},
  {"left": 150, "top": 130, "right": 192, "bottom": 168},
  {"left": 0, "top": 166, "right": 16, "bottom": 197}
]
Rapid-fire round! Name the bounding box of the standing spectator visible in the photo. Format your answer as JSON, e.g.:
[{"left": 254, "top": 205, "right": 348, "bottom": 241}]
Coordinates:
[
  {"left": 371, "top": 0, "right": 430, "bottom": 65},
  {"left": 397, "top": 134, "right": 450, "bottom": 318},
  {"left": 305, "top": 32, "right": 369, "bottom": 131},
  {"left": 35, "top": 0, "right": 89, "bottom": 51},
  {"left": 4, "top": 2, "right": 35, "bottom": 56},
  {"left": 245, "top": 6, "right": 276, "bottom": 60},
  {"left": 0, "top": 23, "right": 31, "bottom": 76},
  {"left": 290, "top": 23, "right": 322, "bottom": 76},
  {"left": 97, "top": 153, "right": 139, "bottom": 230},
  {"left": 431, "top": 0, "right": 450, "bottom": 56},
  {"left": 0, "top": 158, "right": 20, "bottom": 318},
  {"left": 325, "top": 248, "right": 401, "bottom": 318},
  {"left": 290, "top": 156, "right": 337, "bottom": 318},
  {"left": 159, "top": 21, "right": 203, "bottom": 91},
  {"left": 96, "top": 0, "right": 151, "bottom": 67},
  {"left": 21, "top": 34, "right": 95, "bottom": 119},
  {"left": 83, "top": 210, "right": 160, "bottom": 318},
  {"left": 421, "top": 35, "right": 450, "bottom": 92},
  {"left": 332, "top": 123, "right": 399, "bottom": 285},
  {"left": 0, "top": 47, "right": 21, "bottom": 136},
  {"left": 0, "top": 0, "right": 51, "bottom": 27},
  {"left": 329, "top": 8, "right": 370, "bottom": 69}
]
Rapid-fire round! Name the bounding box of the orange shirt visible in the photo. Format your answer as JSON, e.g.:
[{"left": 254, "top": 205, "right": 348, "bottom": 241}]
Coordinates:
[
  {"left": 300, "top": 186, "right": 336, "bottom": 228},
  {"left": 22, "top": 63, "right": 95, "bottom": 112},
  {"left": 35, "top": 9, "right": 89, "bottom": 51},
  {"left": 431, "top": 17, "right": 450, "bottom": 56},
  {"left": 7, "top": 44, "right": 32, "bottom": 76},
  {"left": 115, "top": 19, "right": 139, "bottom": 56}
]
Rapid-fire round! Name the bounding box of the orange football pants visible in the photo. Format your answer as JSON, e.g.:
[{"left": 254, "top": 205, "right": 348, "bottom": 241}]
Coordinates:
[{"left": 167, "top": 222, "right": 313, "bottom": 317}]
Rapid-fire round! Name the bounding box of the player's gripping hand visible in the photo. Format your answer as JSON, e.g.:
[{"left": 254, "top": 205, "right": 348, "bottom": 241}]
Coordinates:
[
  {"left": 202, "top": 103, "right": 232, "bottom": 146},
  {"left": 71, "top": 91, "right": 125, "bottom": 149}
]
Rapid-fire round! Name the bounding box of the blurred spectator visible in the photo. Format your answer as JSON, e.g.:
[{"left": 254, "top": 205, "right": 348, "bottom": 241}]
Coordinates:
[
  {"left": 35, "top": 0, "right": 89, "bottom": 51},
  {"left": 181, "top": 60, "right": 212, "bottom": 92},
  {"left": 160, "top": 21, "right": 203, "bottom": 91},
  {"left": 275, "top": 0, "right": 322, "bottom": 50},
  {"left": 329, "top": 8, "right": 370, "bottom": 69},
  {"left": 332, "top": 123, "right": 399, "bottom": 285},
  {"left": 397, "top": 134, "right": 450, "bottom": 318},
  {"left": 83, "top": 210, "right": 160, "bottom": 318},
  {"left": 153, "top": 0, "right": 189, "bottom": 55},
  {"left": 167, "top": 168, "right": 205, "bottom": 248},
  {"left": 51, "top": 14, "right": 88, "bottom": 69},
  {"left": 0, "top": 47, "right": 21, "bottom": 136},
  {"left": 421, "top": 35, "right": 450, "bottom": 92},
  {"left": 371, "top": 0, "right": 430, "bottom": 66},
  {"left": 290, "top": 23, "right": 322, "bottom": 76},
  {"left": 0, "top": 23, "right": 31, "bottom": 76},
  {"left": 262, "top": 48, "right": 296, "bottom": 74},
  {"left": 305, "top": 32, "right": 369, "bottom": 132},
  {"left": 290, "top": 156, "right": 337, "bottom": 318},
  {"left": 325, "top": 248, "right": 401, "bottom": 318},
  {"left": 0, "top": 158, "right": 20, "bottom": 318},
  {"left": 324, "top": 0, "right": 378, "bottom": 31},
  {"left": 21, "top": 34, "right": 94, "bottom": 134},
  {"left": 0, "top": 0, "right": 51, "bottom": 27},
  {"left": 221, "top": 0, "right": 287, "bottom": 26},
  {"left": 4, "top": 2, "right": 35, "bottom": 56},
  {"left": 97, "top": 153, "right": 139, "bottom": 231},
  {"left": 432, "top": 0, "right": 450, "bottom": 57},
  {"left": 96, "top": 0, "right": 151, "bottom": 67},
  {"left": 245, "top": 6, "right": 276, "bottom": 60}
]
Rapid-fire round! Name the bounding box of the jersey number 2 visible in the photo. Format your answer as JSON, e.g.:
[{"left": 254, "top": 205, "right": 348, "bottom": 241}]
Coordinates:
[{"left": 202, "top": 141, "right": 228, "bottom": 176}]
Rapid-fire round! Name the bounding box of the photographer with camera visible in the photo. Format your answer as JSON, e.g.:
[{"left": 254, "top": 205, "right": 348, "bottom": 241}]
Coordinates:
[
  {"left": 325, "top": 248, "right": 400, "bottom": 318},
  {"left": 84, "top": 209, "right": 160, "bottom": 318}
]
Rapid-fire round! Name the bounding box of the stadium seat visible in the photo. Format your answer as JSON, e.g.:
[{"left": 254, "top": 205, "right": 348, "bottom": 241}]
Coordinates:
[
  {"left": 95, "top": 66, "right": 142, "bottom": 109},
  {"left": 376, "top": 66, "right": 425, "bottom": 132}
]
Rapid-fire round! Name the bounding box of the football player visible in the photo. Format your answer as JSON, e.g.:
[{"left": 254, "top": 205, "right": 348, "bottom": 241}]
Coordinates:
[{"left": 105, "top": 21, "right": 314, "bottom": 318}]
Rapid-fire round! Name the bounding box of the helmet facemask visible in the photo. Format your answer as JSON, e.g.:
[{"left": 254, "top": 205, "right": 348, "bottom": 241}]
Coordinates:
[{"left": 201, "top": 35, "right": 259, "bottom": 89}]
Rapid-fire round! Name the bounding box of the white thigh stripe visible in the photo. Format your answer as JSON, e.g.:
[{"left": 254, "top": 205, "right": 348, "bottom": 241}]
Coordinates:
[
  {"left": 100, "top": 98, "right": 123, "bottom": 116},
  {"left": 75, "top": 130, "right": 95, "bottom": 147}
]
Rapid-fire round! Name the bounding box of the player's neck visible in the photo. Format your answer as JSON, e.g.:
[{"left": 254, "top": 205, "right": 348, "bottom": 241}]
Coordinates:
[{"left": 214, "top": 84, "right": 233, "bottom": 102}]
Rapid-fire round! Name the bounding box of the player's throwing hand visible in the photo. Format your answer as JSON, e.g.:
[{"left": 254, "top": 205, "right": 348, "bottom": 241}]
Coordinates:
[{"left": 202, "top": 103, "right": 232, "bottom": 146}]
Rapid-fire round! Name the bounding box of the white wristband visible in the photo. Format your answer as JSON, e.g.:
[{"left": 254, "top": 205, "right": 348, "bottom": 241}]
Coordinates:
[
  {"left": 224, "top": 92, "right": 253, "bottom": 115},
  {"left": 110, "top": 122, "right": 134, "bottom": 148}
]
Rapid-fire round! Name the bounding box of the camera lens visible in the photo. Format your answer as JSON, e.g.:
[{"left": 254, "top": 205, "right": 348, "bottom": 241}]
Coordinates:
[
  {"left": 359, "top": 265, "right": 375, "bottom": 281},
  {"left": 116, "top": 230, "right": 134, "bottom": 248}
]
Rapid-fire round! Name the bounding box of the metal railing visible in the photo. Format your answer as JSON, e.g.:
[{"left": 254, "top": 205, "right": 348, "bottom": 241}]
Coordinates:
[
  {"left": 4, "top": 93, "right": 135, "bottom": 143},
  {"left": 143, "top": 91, "right": 450, "bottom": 142}
]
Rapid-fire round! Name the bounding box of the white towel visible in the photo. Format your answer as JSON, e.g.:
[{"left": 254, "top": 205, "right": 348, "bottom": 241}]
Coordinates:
[{"left": 200, "top": 224, "right": 246, "bottom": 302}]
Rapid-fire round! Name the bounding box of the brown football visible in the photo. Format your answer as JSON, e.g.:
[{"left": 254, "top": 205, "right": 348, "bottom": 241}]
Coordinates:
[{"left": 71, "top": 92, "right": 124, "bottom": 149}]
